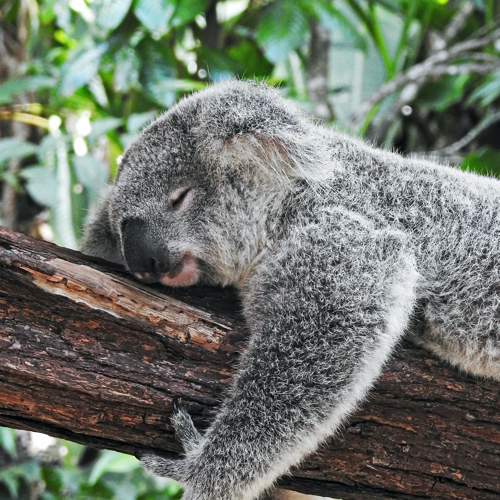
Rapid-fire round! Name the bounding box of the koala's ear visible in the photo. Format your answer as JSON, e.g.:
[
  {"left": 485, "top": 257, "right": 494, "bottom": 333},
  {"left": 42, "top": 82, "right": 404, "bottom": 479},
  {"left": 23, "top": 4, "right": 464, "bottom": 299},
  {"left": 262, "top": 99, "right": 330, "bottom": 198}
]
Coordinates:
[
  {"left": 192, "top": 81, "right": 336, "bottom": 184},
  {"left": 80, "top": 189, "right": 124, "bottom": 265}
]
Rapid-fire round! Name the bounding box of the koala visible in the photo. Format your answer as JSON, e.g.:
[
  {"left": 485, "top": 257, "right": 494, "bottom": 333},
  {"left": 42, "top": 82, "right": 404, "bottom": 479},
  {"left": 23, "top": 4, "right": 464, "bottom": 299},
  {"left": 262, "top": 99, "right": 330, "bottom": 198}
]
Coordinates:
[{"left": 82, "top": 80, "right": 500, "bottom": 500}]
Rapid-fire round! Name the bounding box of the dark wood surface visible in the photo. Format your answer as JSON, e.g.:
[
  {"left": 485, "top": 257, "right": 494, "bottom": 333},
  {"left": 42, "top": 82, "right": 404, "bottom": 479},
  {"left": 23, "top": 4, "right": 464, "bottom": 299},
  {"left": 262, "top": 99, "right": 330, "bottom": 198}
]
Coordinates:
[{"left": 0, "top": 226, "right": 499, "bottom": 499}]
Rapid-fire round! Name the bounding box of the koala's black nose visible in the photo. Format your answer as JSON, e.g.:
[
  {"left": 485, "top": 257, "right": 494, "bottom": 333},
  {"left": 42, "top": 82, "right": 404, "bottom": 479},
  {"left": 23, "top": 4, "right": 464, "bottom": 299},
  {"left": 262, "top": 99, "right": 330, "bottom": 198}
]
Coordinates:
[{"left": 122, "top": 219, "right": 170, "bottom": 283}]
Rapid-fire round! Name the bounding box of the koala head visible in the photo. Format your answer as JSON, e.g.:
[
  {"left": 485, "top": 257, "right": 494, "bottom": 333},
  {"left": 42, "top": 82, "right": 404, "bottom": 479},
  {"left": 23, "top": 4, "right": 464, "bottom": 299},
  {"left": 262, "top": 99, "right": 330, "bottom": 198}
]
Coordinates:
[{"left": 82, "top": 81, "right": 333, "bottom": 288}]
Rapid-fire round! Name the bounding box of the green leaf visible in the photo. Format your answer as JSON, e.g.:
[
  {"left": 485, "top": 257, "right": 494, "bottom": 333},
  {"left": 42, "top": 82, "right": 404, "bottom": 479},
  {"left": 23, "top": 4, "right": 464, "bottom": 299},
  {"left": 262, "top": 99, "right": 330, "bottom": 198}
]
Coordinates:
[
  {"left": 114, "top": 47, "right": 141, "bottom": 92},
  {"left": 91, "top": 0, "right": 133, "bottom": 31},
  {"left": 228, "top": 41, "right": 273, "bottom": 78},
  {"left": 139, "top": 42, "right": 177, "bottom": 107},
  {"left": 0, "top": 76, "right": 57, "bottom": 105},
  {"left": 127, "top": 111, "right": 157, "bottom": 133},
  {"left": 312, "top": 0, "right": 367, "bottom": 52},
  {"left": 134, "top": 0, "right": 176, "bottom": 37},
  {"left": 57, "top": 467, "right": 82, "bottom": 494},
  {"left": 89, "top": 451, "right": 140, "bottom": 485},
  {"left": 59, "top": 45, "right": 108, "bottom": 96},
  {"left": 88, "top": 117, "right": 123, "bottom": 145},
  {"left": 50, "top": 138, "right": 78, "bottom": 249},
  {"left": 37, "top": 134, "right": 60, "bottom": 163},
  {"left": 462, "top": 148, "right": 500, "bottom": 178},
  {"left": 256, "top": 0, "right": 309, "bottom": 63},
  {"left": 0, "top": 471, "right": 19, "bottom": 498},
  {"left": 72, "top": 154, "right": 108, "bottom": 199},
  {"left": 0, "top": 460, "right": 41, "bottom": 498},
  {"left": 0, "top": 138, "right": 38, "bottom": 169},
  {"left": 419, "top": 74, "right": 470, "bottom": 111},
  {"left": 0, "top": 427, "right": 16, "bottom": 457},
  {"left": 171, "top": 0, "right": 211, "bottom": 27},
  {"left": 199, "top": 47, "right": 242, "bottom": 81},
  {"left": 468, "top": 71, "right": 500, "bottom": 107},
  {"left": 41, "top": 466, "right": 63, "bottom": 492},
  {"left": 22, "top": 165, "right": 59, "bottom": 207}
]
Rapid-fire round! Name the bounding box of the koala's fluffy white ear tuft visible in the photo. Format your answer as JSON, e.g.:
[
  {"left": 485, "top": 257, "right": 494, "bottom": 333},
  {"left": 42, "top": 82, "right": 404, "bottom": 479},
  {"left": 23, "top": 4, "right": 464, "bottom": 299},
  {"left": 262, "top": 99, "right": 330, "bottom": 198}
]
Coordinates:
[{"left": 192, "top": 80, "right": 340, "bottom": 187}]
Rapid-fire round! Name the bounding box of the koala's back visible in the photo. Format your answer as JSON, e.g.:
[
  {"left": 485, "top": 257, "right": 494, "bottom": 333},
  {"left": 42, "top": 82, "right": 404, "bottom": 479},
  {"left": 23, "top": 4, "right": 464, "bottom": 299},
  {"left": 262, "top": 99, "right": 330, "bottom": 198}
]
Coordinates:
[{"left": 322, "top": 132, "right": 500, "bottom": 378}]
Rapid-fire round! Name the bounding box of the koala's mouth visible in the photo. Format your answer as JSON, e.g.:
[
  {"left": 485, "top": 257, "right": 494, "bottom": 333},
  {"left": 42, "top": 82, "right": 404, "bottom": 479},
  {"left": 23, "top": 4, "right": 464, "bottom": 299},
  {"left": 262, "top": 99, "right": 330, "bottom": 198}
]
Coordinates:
[
  {"left": 133, "top": 253, "right": 199, "bottom": 287},
  {"left": 159, "top": 253, "right": 199, "bottom": 287}
]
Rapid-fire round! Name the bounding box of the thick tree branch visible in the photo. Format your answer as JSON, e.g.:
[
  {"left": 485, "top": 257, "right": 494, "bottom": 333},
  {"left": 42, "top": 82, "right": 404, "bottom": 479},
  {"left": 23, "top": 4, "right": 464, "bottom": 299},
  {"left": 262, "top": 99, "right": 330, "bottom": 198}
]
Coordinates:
[{"left": 0, "top": 227, "right": 499, "bottom": 500}]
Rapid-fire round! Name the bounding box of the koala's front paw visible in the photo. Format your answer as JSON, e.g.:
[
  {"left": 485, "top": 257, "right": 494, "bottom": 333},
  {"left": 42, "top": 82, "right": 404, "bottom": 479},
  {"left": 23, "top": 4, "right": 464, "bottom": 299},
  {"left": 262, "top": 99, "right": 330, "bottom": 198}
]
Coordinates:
[
  {"left": 171, "top": 396, "right": 202, "bottom": 452},
  {"left": 138, "top": 399, "right": 246, "bottom": 500},
  {"left": 137, "top": 398, "right": 202, "bottom": 484},
  {"left": 138, "top": 452, "right": 188, "bottom": 481}
]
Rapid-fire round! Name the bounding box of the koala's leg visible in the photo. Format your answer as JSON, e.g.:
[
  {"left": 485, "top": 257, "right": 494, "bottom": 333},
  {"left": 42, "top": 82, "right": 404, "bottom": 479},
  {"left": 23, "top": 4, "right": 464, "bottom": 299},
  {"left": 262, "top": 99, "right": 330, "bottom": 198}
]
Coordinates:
[{"left": 140, "top": 211, "right": 419, "bottom": 500}]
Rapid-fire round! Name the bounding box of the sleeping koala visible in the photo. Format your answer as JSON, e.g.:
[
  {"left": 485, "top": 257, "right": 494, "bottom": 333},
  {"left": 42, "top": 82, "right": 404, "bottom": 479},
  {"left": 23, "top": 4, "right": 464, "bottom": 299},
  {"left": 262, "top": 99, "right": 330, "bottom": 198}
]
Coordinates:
[{"left": 82, "top": 80, "right": 500, "bottom": 500}]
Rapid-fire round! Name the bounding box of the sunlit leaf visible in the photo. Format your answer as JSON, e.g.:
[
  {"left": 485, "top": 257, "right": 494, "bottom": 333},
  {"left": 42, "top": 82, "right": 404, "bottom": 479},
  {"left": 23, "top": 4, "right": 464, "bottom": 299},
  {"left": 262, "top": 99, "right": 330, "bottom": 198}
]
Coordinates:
[
  {"left": 134, "top": 0, "right": 176, "bottom": 37},
  {"left": 228, "top": 41, "right": 273, "bottom": 77},
  {"left": 0, "top": 470, "right": 19, "bottom": 498},
  {"left": 256, "top": 0, "right": 309, "bottom": 63},
  {"left": 50, "top": 138, "right": 78, "bottom": 249},
  {"left": 0, "top": 460, "right": 41, "bottom": 498},
  {"left": 0, "top": 138, "right": 38, "bottom": 168},
  {"left": 88, "top": 75, "right": 109, "bottom": 108},
  {"left": 199, "top": 47, "right": 242, "bottom": 80},
  {"left": 127, "top": 111, "right": 157, "bottom": 133},
  {"left": 171, "top": 0, "right": 211, "bottom": 27},
  {"left": 162, "top": 478, "right": 182, "bottom": 497},
  {"left": 418, "top": 74, "right": 470, "bottom": 111},
  {"left": 59, "top": 45, "right": 108, "bottom": 96},
  {"left": 88, "top": 117, "right": 123, "bottom": 145},
  {"left": 37, "top": 134, "right": 60, "bottom": 163},
  {"left": 72, "top": 154, "right": 108, "bottom": 199},
  {"left": 91, "top": 0, "right": 133, "bottom": 31},
  {"left": 0, "top": 76, "right": 56, "bottom": 105},
  {"left": 462, "top": 148, "right": 500, "bottom": 178},
  {"left": 22, "top": 165, "right": 59, "bottom": 207},
  {"left": 468, "top": 70, "right": 500, "bottom": 107},
  {"left": 139, "top": 41, "right": 177, "bottom": 107},
  {"left": 41, "top": 465, "right": 63, "bottom": 491},
  {"left": 0, "top": 427, "right": 16, "bottom": 457},
  {"left": 89, "top": 450, "right": 140, "bottom": 485},
  {"left": 312, "top": 0, "right": 367, "bottom": 52},
  {"left": 114, "top": 47, "right": 141, "bottom": 92}
]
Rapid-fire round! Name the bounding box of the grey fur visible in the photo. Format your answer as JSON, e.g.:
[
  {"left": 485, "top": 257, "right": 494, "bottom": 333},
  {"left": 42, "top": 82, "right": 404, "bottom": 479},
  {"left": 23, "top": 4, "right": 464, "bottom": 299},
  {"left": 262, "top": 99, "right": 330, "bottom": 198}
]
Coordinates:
[{"left": 81, "top": 80, "right": 500, "bottom": 500}]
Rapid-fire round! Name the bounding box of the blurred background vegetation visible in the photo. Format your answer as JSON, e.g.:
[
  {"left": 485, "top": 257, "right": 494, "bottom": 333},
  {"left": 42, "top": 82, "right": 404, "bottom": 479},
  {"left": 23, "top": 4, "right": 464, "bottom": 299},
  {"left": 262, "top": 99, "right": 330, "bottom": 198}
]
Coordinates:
[{"left": 0, "top": 0, "right": 499, "bottom": 498}]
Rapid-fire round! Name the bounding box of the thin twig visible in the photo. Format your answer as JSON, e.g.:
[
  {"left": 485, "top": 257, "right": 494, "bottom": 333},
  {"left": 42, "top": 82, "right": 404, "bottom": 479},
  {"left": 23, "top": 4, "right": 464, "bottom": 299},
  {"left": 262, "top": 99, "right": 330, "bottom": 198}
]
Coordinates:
[
  {"left": 430, "top": 110, "right": 500, "bottom": 156},
  {"left": 346, "top": 27, "right": 500, "bottom": 128},
  {"left": 442, "top": 1, "right": 475, "bottom": 45}
]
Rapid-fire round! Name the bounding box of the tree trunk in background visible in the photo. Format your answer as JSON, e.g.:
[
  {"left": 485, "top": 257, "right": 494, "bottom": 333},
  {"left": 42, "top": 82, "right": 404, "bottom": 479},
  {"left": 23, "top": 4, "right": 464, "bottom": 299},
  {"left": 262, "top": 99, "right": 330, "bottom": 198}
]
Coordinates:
[
  {"left": 0, "top": 0, "right": 34, "bottom": 232},
  {"left": 306, "top": 19, "right": 335, "bottom": 122},
  {"left": 0, "top": 226, "right": 499, "bottom": 500}
]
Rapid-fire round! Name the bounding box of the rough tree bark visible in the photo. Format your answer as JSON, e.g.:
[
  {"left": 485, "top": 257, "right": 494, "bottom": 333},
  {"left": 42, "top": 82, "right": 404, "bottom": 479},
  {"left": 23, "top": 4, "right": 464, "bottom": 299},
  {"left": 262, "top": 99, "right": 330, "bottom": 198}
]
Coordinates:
[{"left": 0, "top": 226, "right": 499, "bottom": 500}]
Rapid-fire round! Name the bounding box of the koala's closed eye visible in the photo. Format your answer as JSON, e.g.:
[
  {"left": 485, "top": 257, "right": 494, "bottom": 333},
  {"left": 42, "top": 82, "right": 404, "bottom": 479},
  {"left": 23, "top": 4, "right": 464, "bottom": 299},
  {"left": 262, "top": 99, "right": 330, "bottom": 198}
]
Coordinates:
[{"left": 170, "top": 187, "right": 193, "bottom": 211}]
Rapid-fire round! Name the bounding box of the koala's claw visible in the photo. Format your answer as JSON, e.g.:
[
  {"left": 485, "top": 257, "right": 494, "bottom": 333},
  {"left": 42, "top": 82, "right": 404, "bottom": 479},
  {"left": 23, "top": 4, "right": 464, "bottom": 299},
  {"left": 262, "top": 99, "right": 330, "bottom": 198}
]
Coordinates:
[
  {"left": 172, "top": 395, "right": 181, "bottom": 414},
  {"left": 171, "top": 402, "right": 202, "bottom": 453}
]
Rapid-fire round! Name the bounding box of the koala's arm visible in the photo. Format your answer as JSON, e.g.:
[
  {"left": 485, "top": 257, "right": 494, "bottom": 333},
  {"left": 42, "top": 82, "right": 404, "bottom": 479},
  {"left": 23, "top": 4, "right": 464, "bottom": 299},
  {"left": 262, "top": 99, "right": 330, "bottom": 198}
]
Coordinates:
[
  {"left": 80, "top": 190, "right": 124, "bottom": 265},
  {"left": 140, "top": 209, "right": 419, "bottom": 500}
]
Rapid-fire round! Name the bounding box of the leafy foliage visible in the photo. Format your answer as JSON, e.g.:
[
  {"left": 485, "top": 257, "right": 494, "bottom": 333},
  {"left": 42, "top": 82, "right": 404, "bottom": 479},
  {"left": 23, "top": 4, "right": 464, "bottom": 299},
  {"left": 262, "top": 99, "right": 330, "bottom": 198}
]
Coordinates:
[{"left": 0, "top": 429, "right": 182, "bottom": 500}]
